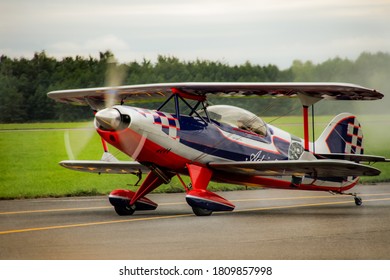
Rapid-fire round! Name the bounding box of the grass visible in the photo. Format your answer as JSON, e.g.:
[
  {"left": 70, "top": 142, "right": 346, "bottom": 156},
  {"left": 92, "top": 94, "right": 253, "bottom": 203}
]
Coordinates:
[
  {"left": 0, "top": 124, "right": 246, "bottom": 199},
  {"left": 1, "top": 114, "right": 389, "bottom": 199},
  {"left": 0, "top": 121, "right": 95, "bottom": 130}
]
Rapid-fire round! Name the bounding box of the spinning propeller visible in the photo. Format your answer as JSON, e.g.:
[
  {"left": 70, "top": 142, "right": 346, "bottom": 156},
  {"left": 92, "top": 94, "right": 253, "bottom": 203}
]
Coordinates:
[
  {"left": 95, "top": 56, "right": 128, "bottom": 131},
  {"left": 64, "top": 55, "right": 128, "bottom": 160}
]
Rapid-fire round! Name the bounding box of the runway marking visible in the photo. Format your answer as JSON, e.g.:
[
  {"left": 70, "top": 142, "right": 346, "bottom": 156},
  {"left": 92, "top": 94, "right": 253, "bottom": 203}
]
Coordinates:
[
  {"left": 0, "top": 206, "right": 111, "bottom": 215},
  {"left": 1, "top": 192, "right": 389, "bottom": 216},
  {"left": 1, "top": 197, "right": 390, "bottom": 236},
  {"left": 230, "top": 192, "right": 390, "bottom": 203},
  {"left": 233, "top": 197, "right": 390, "bottom": 213},
  {"left": 0, "top": 214, "right": 193, "bottom": 235}
]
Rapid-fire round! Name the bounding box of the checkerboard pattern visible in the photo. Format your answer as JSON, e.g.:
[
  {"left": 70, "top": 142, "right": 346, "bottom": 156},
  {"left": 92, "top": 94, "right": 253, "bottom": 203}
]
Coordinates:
[
  {"left": 345, "top": 118, "right": 363, "bottom": 154},
  {"left": 153, "top": 112, "right": 180, "bottom": 141},
  {"left": 135, "top": 108, "right": 180, "bottom": 141}
]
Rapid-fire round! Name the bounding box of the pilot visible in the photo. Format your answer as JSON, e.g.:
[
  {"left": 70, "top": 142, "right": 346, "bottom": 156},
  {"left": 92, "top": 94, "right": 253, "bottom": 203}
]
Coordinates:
[{"left": 237, "top": 118, "right": 267, "bottom": 136}]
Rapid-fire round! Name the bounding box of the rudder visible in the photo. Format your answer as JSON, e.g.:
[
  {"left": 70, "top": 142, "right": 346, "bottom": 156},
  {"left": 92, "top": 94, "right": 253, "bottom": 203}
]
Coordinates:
[{"left": 315, "top": 113, "right": 363, "bottom": 155}]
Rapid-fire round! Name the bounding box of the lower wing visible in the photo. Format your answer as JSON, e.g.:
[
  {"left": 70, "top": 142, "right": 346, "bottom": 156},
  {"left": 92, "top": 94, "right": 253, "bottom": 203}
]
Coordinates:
[
  {"left": 316, "top": 153, "right": 390, "bottom": 163},
  {"left": 59, "top": 160, "right": 150, "bottom": 175},
  {"left": 208, "top": 159, "right": 381, "bottom": 177}
]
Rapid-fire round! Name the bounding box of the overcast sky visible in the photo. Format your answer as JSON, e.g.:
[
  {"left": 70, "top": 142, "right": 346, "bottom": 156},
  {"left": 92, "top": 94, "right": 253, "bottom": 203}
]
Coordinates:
[{"left": 1, "top": 0, "right": 389, "bottom": 69}]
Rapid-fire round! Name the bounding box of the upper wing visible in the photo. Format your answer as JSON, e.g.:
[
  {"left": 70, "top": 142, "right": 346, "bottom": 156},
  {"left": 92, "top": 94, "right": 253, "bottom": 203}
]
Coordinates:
[
  {"left": 60, "top": 160, "right": 150, "bottom": 175},
  {"left": 208, "top": 159, "right": 381, "bottom": 177},
  {"left": 47, "top": 82, "right": 383, "bottom": 106}
]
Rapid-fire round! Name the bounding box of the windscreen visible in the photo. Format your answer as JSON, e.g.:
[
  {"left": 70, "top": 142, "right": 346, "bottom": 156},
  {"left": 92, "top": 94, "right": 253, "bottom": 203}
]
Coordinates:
[{"left": 206, "top": 105, "right": 267, "bottom": 136}]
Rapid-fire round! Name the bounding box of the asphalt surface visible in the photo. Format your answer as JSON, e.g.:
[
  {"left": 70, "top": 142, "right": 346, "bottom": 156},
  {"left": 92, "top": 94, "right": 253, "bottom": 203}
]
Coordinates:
[{"left": 1, "top": 184, "right": 390, "bottom": 260}]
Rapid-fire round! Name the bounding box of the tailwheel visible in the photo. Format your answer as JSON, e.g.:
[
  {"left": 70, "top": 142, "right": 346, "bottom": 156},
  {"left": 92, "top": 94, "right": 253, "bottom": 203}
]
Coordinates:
[
  {"left": 192, "top": 206, "right": 213, "bottom": 216},
  {"left": 354, "top": 196, "right": 363, "bottom": 206},
  {"left": 114, "top": 205, "right": 135, "bottom": 216},
  {"left": 332, "top": 191, "right": 363, "bottom": 207}
]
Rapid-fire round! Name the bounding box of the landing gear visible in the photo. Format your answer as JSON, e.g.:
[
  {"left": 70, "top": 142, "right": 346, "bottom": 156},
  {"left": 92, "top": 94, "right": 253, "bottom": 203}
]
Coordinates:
[
  {"left": 354, "top": 195, "right": 363, "bottom": 206},
  {"left": 109, "top": 171, "right": 172, "bottom": 216},
  {"left": 109, "top": 188, "right": 159, "bottom": 216},
  {"left": 114, "top": 205, "right": 135, "bottom": 216},
  {"left": 184, "top": 164, "right": 235, "bottom": 217},
  {"left": 192, "top": 206, "right": 213, "bottom": 216},
  {"left": 331, "top": 191, "right": 363, "bottom": 206},
  {"left": 290, "top": 175, "right": 303, "bottom": 188}
]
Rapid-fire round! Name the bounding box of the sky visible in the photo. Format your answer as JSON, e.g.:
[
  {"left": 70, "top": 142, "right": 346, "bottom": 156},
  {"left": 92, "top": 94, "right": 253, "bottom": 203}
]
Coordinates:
[{"left": 1, "top": 0, "right": 390, "bottom": 69}]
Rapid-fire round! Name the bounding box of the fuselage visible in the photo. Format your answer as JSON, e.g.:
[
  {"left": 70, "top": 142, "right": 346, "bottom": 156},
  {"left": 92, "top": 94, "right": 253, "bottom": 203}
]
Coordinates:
[{"left": 96, "top": 105, "right": 359, "bottom": 192}]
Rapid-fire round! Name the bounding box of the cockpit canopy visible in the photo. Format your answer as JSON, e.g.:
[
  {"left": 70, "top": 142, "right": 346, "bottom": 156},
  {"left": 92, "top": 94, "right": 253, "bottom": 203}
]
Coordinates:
[{"left": 206, "top": 105, "right": 267, "bottom": 136}]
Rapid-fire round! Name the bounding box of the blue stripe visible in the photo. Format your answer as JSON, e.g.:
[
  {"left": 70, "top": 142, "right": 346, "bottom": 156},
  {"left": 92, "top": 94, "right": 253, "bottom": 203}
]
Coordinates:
[
  {"left": 178, "top": 116, "right": 287, "bottom": 161},
  {"left": 186, "top": 196, "right": 234, "bottom": 211}
]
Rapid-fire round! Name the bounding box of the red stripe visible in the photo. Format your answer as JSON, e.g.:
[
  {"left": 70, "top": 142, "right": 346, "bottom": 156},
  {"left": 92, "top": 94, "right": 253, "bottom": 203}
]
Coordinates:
[{"left": 303, "top": 106, "right": 310, "bottom": 151}]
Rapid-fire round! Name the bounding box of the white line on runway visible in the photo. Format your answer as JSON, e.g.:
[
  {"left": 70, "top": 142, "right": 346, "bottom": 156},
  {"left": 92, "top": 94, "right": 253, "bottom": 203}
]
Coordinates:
[
  {"left": 1, "top": 197, "right": 390, "bottom": 235},
  {"left": 1, "top": 192, "right": 390, "bottom": 216}
]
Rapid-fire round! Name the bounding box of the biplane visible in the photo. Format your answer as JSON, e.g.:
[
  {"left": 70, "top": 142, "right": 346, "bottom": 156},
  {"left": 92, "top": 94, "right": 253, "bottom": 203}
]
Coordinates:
[{"left": 48, "top": 82, "right": 389, "bottom": 216}]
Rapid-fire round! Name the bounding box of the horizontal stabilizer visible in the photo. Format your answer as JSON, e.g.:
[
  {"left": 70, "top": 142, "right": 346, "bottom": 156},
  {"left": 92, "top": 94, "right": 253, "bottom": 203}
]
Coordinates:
[
  {"left": 59, "top": 160, "right": 150, "bottom": 175},
  {"left": 209, "top": 159, "right": 381, "bottom": 177}
]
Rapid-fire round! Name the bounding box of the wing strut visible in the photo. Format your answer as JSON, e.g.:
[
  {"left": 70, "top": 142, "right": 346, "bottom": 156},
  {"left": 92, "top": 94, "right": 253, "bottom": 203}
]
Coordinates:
[
  {"left": 101, "top": 137, "right": 109, "bottom": 153},
  {"left": 298, "top": 94, "right": 322, "bottom": 152},
  {"left": 303, "top": 105, "right": 310, "bottom": 151},
  {"left": 312, "top": 104, "right": 316, "bottom": 153}
]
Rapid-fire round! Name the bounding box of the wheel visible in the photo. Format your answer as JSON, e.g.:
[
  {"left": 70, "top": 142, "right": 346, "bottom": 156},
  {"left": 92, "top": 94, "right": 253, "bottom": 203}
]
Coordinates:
[
  {"left": 354, "top": 196, "right": 363, "bottom": 206},
  {"left": 114, "top": 205, "right": 135, "bottom": 216},
  {"left": 192, "top": 206, "right": 213, "bottom": 216}
]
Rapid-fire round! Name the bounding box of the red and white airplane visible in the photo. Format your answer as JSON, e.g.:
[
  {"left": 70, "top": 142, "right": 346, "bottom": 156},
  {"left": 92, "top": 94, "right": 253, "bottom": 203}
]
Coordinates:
[{"left": 48, "top": 82, "right": 388, "bottom": 216}]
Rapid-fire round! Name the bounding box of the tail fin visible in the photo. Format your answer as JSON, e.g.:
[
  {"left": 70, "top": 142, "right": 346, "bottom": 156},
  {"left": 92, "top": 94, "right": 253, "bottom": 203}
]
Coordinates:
[{"left": 315, "top": 113, "right": 363, "bottom": 155}]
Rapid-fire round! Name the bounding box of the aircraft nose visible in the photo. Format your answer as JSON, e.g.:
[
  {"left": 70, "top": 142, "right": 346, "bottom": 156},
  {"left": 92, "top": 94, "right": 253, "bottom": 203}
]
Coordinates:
[{"left": 95, "top": 108, "right": 122, "bottom": 131}]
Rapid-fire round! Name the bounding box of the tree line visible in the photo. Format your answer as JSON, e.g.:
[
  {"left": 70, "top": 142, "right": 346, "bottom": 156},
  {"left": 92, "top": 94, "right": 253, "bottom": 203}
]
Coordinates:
[{"left": 0, "top": 51, "right": 389, "bottom": 123}]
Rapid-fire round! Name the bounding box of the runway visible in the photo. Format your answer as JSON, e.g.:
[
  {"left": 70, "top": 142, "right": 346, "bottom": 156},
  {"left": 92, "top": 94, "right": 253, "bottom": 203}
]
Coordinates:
[{"left": 1, "top": 184, "right": 390, "bottom": 260}]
